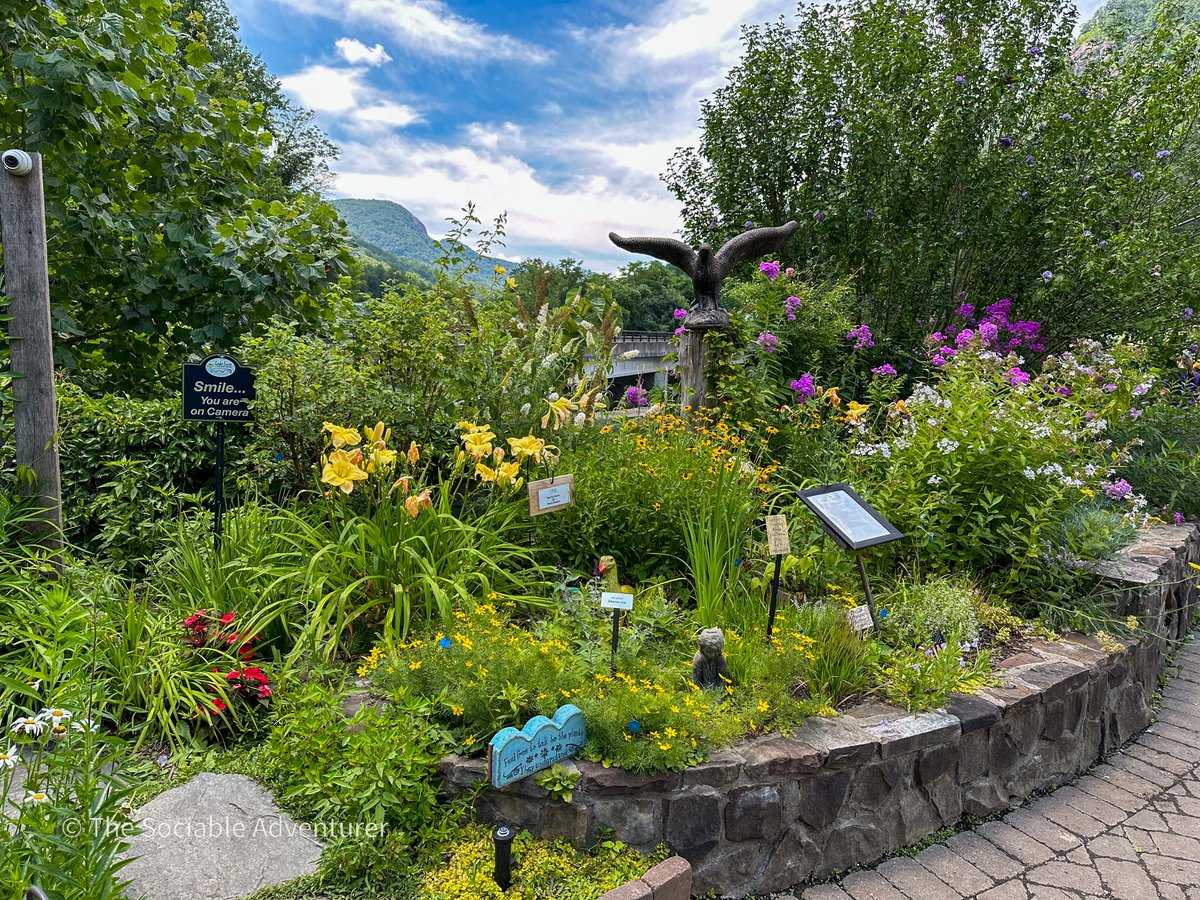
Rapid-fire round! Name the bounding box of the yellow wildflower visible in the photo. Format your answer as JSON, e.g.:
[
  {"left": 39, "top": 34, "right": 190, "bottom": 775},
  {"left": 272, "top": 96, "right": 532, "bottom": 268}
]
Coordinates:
[
  {"left": 506, "top": 277, "right": 518, "bottom": 290},
  {"left": 462, "top": 431, "right": 495, "bottom": 459},
  {"left": 409, "top": 660, "right": 422, "bottom": 670},
  {"left": 322, "top": 422, "right": 361, "bottom": 448},
  {"left": 404, "top": 489, "right": 433, "bottom": 518},
  {"left": 494, "top": 265, "right": 506, "bottom": 275},
  {"left": 321, "top": 449, "right": 368, "bottom": 494},
  {"left": 363, "top": 421, "right": 390, "bottom": 448},
  {"left": 845, "top": 401, "right": 869, "bottom": 425}
]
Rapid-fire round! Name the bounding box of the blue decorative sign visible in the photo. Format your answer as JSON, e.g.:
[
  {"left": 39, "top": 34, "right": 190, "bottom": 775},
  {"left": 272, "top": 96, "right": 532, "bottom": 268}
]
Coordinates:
[{"left": 487, "top": 705, "right": 587, "bottom": 788}]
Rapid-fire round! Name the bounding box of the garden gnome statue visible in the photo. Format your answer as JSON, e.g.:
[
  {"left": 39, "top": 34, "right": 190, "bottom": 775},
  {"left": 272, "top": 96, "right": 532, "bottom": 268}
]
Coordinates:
[
  {"left": 692, "top": 627, "right": 729, "bottom": 691},
  {"left": 608, "top": 221, "right": 799, "bottom": 411}
]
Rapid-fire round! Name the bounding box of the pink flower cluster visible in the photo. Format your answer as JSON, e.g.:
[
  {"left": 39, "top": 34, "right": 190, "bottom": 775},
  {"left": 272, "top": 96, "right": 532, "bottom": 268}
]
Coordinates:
[
  {"left": 847, "top": 323, "right": 874, "bottom": 349},
  {"left": 789, "top": 373, "right": 817, "bottom": 402},
  {"left": 757, "top": 331, "right": 779, "bottom": 353},
  {"left": 927, "top": 298, "right": 1044, "bottom": 366}
]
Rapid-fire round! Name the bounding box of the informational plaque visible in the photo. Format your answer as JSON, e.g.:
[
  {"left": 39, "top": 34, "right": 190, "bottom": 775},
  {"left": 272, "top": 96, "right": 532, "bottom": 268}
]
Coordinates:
[
  {"left": 798, "top": 484, "right": 902, "bottom": 551},
  {"left": 527, "top": 474, "right": 575, "bottom": 516},
  {"left": 765, "top": 514, "right": 791, "bottom": 556},
  {"left": 487, "top": 705, "right": 587, "bottom": 788}
]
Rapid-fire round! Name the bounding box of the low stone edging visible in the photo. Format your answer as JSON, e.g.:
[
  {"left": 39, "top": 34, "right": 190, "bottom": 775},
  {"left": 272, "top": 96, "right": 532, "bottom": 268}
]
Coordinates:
[
  {"left": 596, "top": 856, "right": 691, "bottom": 900},
  {"left": 440, "top": 525, "right": 1200, "bottom": 898}
]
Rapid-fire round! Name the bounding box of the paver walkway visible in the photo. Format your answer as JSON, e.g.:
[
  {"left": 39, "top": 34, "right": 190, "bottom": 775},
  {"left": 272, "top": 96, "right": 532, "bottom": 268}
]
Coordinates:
[{"left": 795, "top": 636, "right": 1200, "bottom": 900}]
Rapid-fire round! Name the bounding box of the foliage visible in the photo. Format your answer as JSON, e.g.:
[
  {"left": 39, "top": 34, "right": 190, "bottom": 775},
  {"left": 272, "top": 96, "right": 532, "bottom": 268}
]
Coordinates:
[
  {"left": 0, "top": 707, "right": 135, "bottom": 899},
  {"left": 666, "top": 0, "right": 1200, "bottom": 352},
  {"left": 420, "top": 826, "right": 668, "bottom": 900},
  {"left": 604, "top": 261, "right": 692, "bottom": 332},
  {"left": 0, "top": 0, "right": 351, "bottom": 388},
  {"left": 876, "top": 640, "right": 995, "bottom": 710},
  {"left": 534, "top": 763, "right": 581, "bottom": 803},
  {"left": 682, "top": 465, "right": 758, "bottom": 627},
  {"left": 878, "top": 575, "right": 985, "bottom": 646}
]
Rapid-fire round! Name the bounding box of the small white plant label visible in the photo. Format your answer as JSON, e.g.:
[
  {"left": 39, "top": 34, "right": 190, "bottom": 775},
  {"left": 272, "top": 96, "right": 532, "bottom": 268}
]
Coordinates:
[
  {"left": 847, "top": 604, "right": 874, "bottom": 633},
  {"left": 600, "top": 591, "right": 634, "bottom": 611},
  {"left": 527, "top": 474, "right": 575, "bottom": 516}
]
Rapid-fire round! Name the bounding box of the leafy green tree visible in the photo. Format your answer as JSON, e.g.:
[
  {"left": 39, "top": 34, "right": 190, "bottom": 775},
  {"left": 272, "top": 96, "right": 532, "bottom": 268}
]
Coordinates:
[
  {"left": 605, "top": 261, "right": 692, "bottom": 331},
  {"left": 509, "top": 258, "right": 591, "bottom": 311},
  {"left": 666, "top": 0, "right": 1200, "bottom": 350},
  {"left": 0, "top": 0, "right": 351, "bottom": 388}
]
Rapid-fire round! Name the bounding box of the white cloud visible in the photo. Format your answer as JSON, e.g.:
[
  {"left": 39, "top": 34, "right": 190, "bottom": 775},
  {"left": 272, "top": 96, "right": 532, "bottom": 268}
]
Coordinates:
[
  {"left": 276, "top": 0, "right": 551, "bottom": 63},
  {"left": 464, "top": 122, "right": 524, "bottom": 152},
  {"left": 335, "top": 37, "right": 393, "bottom": 66},
  {"left": 280, "top": 64, "right": 369, "bottom": 113},
  {"left": 354, "top": 101, "right": 422, "bottom": 129}
]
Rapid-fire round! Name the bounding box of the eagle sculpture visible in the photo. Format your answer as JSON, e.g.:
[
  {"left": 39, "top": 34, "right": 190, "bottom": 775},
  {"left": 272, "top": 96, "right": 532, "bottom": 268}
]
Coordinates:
[{"left": 608, "top": 221, "right": 799, "bottom": 330}]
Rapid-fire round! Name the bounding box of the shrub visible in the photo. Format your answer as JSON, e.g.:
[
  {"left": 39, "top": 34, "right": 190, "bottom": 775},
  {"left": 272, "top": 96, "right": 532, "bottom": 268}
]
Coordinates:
[{"left": 879, "top": 575, "right": 984, "bottom": 647}]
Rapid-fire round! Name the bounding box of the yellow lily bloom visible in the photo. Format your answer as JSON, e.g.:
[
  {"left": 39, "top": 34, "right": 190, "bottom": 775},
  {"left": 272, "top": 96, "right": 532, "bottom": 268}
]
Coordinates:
[
  {"left": 322, "top": 422, "right": 361, "bottom": 448},
  {"left": 507, "top": 434, "right": 546, "bottom": 463},
  {"left": 496, "top": 460, "right": 522, "bottom": 487},
  {"left": 404, "top": 489, "right": 433, "bottom": 518},
  {"left": 823, "top": 387, "right": 841, "bottom": 407},
  {"left": 407, "top": 441, "right": 420, "bottom": 465},
  {"left": 845, "top": 401, "right": 869, "bottom": 424},
  {"left": 506, "top": 277, "right": 518, "bottom": 290},
  {"left": 475, "top": 462, "right": 498, "bottom": 483},
  {"left": 321, "top": 449, "right": 368, "bottom": 494},
  {"left": 462, "top": 432, "right": 494, "bottom": 459},
  {"left": 372, "top": 447, "right": 397, "bottom": 470},
  {"left": 541, "top": 395, "right": 577, "bottom": 430},
  {"left": 494, "top": 265, "right": 506, "bottom": 275},
  {"left": 363, "top": 421, "right": 390, "bottom": 448}
]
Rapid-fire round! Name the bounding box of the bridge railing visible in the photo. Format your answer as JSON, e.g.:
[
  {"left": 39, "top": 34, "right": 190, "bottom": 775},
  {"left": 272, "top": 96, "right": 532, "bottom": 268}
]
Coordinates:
[{"left": 615, "top": 331, "right": 674, "bottom": 346}]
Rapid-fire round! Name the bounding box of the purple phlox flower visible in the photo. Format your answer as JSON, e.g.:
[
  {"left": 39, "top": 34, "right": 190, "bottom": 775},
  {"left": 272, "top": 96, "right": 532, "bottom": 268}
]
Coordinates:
[
  {"left": 789, "top": 374, "right": 817, "bottom": 402},
  {"left": 785, "top": 267, "right": 795, "bottom": 278},
  {"left": 1129, "top": 408, "right": 1143, "bottom": 419},
  {"left": 999, "top": 136, "right": 1014, "bottom": 149},
  {"left": 1103, "top": 383, "right": 1118, "bottom": 392},
  {"left": 1158, "top": 149, "right": 1173, "bottom": 160},
  {"left": 954, "top": 75, "right": 965, "bottom": 85},
  {"left": 1025, "top": 155, "right": 1035, "bottom": 165},
  {"left": 955, "top": 329, "right": 975, "bottom": 348},
  {"left": 1056, "top": 385, "right": 1073, "bottom": 397},
  {"left": 1183, "top": 307, "right": 1194, "bottom": 321},
  {"left": 940, "top": 346, "right": 958, "bottom": 357},
  {"left": 1174, "top": 512, "right": 1186, "bottom": 526},
  {"left": 1041, "top": 270, "right": 1054, "bottom": 282},
  {"left": 1130, "top": 170, "right": 1144, "bottom": 182},
  {"left": 1005, "top": 367, "right": 1030, "bottom": 386},
  {"left": 865, "top": 208, "right": 874, "bottom": 220},
  {"left": 1028, "top": 44, "right": 1043, "bottom": 56},
  {"left": 1133, "top": 383, "right": 1149, "bottom": 396},
  {"left": 1099, "top": 240, "right": 1109, "bottom": 249},
  {"left": 979, "top": 321, "right": 1000, "bottom": 345},
  {"left": 1020, "top": 191, "right": 1030, "bottom": 200},
  {"left": 871, "top": 363, "right": 898, "bottom": 378},
  {"left": 785, "top": 295, "right": 803, "bottom": 321},
  {"left": 831, "top": 118, "right": 844, "bottom": 127},
  {"left": 955, "top": 290, "right": 968, "bottom": 300},
  {"left": 847, "top": 323, "right": 875, "bottom": 349},
  {"left": 815, "top": 211, "right": 826, "bottom": 222},
  {"left": 931, "top": 355, "right": 948, "bottom": 367},
  {"left": 672, "top": 308, "right": 689, "bottom": 323},
  {"left": 757, "top": 331, "right": 779, "bottom": 353},
  {"left": 744, "top": 220, "right": 754, "bottom": 229},
  {"left": 759, "top": 260, "right": 781, "bottom": 280},
  {"left": 624, "top": 385, "right": 649, "bottom": 407},
  {"left": 930, "top": 331, "right": 945, "bottom": 343},
  {"left": 1084, "top": 410, "right": 1097, "bottom": 422},
  {"left": 1105, "top": 479, "right": 1133, "bottom": 501},
  {"left": 1061, "top": 113, "right": 1072, "bottom": 122},
  {"left": 674, "top": 324, "right": 685, "bottom": 336},
  {"left": 985, "top": 298, "right": 1012, "bottom": 321},
  {"left": 956, "top": 302, "right": 975, "bottom": 319}
]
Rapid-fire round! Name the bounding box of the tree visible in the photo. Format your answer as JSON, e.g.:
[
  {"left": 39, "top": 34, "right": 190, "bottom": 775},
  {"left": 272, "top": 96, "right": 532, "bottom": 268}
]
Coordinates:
[
  {"left": 0, "top": 0, "right": 352, "bottom": 389},
  {"left": 606, "top": 261, "right": 692, "bottom": 331},
  {"left": 665, "top": 0, "right": 1200, "bottom": 352},
  {"left": 508, "top": 258, "right": 591, "bottom": 311}
]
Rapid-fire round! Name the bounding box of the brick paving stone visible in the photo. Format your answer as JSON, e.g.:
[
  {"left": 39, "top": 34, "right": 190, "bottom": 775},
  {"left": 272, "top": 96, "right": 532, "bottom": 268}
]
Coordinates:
[
  {"left": 1025, "top": 860, "right": 1104, "bottom": 894},
  {"left": 978, "top": 821, "right": 1058, "bottom": 866},
  {"left": 840, "top": 870, "right": 910, "bottom": 900},
  {"left": 1008, "top": 806, "right": 1091, "bottom": 848},
  {"left": 1158, "top": 884, "right": 1187, "bottom": 900},
  {"left": 945, "top": 831, "right": 1024, "bottom": 880},
  {"left": 1088, "top": 765, "right": 1161, "bottom": 800},
  {"left": 1140, "top": 734, "right": 1200, "bottom": 764},
  {"left": 1124, "top": 745, "right": 1193, "bottom": 777},
  {"left": 1144, "top": 830, "right": 1200, "bottom": 864},
  {"left": 1110, "top": 754, "right": 1182, "bottom": 791},
  {"left": 1094, "top": 857, "right": 1159, "bottom": 900},
  {"left": 1054, "top": 785, "right": 1128, "bottom": 827},
  {"left": 803, "top": 886, "right": 855, "bottom": 900},
  {"left": 1087, "top": 833, "right": 1139, "bottom": 861},
  {"left": 914, "top": 843, "right": 995, "bottom": 895},
  {"left": 976, "top": 881, "right": 1030, "bottom": 900},
  {"left": 1138, "top": 852, "right": 1200, "bottom": 887},
  {"left": 1124, "top": 809, "right": 1170, "bottom": 832},
  {"left": 874, "top": 857, "right": 960, "bottom": 900},
  {"left": 1073, "top": 775, "right": 1145, "bottom": 813}
]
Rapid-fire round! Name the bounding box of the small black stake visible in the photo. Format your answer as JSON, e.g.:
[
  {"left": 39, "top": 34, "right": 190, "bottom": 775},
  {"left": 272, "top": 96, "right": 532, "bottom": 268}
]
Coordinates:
[
  {"left": 493, "top": 825, "right": 515, "bottom": 889},
  {"left": 214, "top": 420, "right": 226, "bottom": 555},
  {"left": 856, "top": 553, "right": 878, "bottom": 630},
  {"left": 766, "top": 553, "right": 783, "bottom": 639}
]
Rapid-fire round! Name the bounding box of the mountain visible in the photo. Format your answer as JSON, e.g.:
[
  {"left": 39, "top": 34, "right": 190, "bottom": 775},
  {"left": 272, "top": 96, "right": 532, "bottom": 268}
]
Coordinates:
[
  {"left": 1080, "top": 0, "right": 1200, "bottom": 42},
  {"left": 331, "top": 198, "right": 509, "bottom": 287}
]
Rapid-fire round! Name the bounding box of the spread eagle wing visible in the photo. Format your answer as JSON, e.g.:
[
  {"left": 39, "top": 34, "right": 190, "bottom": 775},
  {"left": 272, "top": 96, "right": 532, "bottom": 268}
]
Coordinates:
[
  {"left": 608, "top": 233, "right": 698, "bottom": 277},
  {"left": 711, "top": 221, "right": 800, "bottom": 282}
]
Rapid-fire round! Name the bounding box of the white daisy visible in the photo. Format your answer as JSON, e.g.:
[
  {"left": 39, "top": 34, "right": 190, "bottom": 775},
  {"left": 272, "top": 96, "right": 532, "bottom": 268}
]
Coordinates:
[
  {"left": 10, "top": 716, "right": 43, "bottom": 737},
  {"left": 23, "top": 790, "right": 50, "bottom": 805},
  {"left": 0, "top": 745, "right": 18, "bottom": 768},
  {"left": 38, "top": 708, "right": 71, "bottom": 726}
]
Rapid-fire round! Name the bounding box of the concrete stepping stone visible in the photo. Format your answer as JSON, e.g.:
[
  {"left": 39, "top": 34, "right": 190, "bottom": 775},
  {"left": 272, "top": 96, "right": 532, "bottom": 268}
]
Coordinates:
[{"left": 123, "top": 773, "right": 321, "bottom": 900}]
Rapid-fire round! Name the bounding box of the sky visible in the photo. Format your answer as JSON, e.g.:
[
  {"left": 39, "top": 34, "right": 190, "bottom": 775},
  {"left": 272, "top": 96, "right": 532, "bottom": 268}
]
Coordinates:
[{"left": 228, "top": 0, "right": 1109, "bottom": 273}]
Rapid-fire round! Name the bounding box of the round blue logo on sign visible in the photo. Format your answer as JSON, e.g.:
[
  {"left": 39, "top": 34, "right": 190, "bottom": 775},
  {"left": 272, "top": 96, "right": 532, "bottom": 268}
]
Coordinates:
[{"left": 205, "top": 357, "right": 236, "bottom": 378}]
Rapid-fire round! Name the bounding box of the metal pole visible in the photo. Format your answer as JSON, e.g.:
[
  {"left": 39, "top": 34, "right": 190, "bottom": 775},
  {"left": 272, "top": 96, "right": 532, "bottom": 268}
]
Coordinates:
[
  {"left": 856, "top": 553, "right": 878, "bottom": 629},
  {"left": 214, "top": 421, "right": 225, "bottom": 555},
  {"left": 766, "top": 554, "right": 783, "bottom": 639},
  {"left": 0, "top": 150, "right": 63, "bottom": 563}
]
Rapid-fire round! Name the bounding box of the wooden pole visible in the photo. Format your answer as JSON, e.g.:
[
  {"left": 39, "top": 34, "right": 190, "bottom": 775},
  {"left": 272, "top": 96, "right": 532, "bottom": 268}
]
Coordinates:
[
  {"left": 681, "top": 329, "right": 707, "bottom": 412},
  {"left": 0, "top": 151, "right": 64, "bottom": 558}
]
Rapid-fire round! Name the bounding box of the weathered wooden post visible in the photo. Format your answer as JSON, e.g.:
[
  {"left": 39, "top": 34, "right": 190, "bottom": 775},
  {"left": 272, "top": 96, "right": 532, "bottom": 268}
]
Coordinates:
[
  {"left": 0, "top": 149, "right": 64, "bottom": 558},
  {"left": 608, "top": 221, "right": 798, "bottom": 414}
]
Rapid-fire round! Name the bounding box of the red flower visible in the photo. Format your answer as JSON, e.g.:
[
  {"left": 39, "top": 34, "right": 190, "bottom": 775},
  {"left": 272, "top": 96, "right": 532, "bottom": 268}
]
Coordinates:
[
  {"left": 225, "top": 670, "right": 241, "bottom": 682},
  {"left": 238, "top": 645, "right": 256, "bottom": 661},
  {"left": 257, "top": 684, "right": 272, "bottom": 700},
  {"left": 212, "top": 698, "right": 227, "bottom": 713},
  {"left": 220, "top": 612, "right": 236, "bottom": 625},
  {"left": 225, "top": 632, "right": 239, "bottom": 645},
  {"left": 242, "top": 667, "right": 268, "bottom": 684}
]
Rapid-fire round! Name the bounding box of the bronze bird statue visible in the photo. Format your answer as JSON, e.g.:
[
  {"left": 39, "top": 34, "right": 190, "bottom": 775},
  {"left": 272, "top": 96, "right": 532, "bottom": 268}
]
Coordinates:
[{"left": 608, "top": 221, "right": 799, "bottom": 330}]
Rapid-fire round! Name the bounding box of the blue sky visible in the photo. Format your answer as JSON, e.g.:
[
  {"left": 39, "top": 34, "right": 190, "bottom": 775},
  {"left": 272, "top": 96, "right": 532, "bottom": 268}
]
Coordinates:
[{"left": 229, "top": 0, "right": 1108, "bottom": 272}]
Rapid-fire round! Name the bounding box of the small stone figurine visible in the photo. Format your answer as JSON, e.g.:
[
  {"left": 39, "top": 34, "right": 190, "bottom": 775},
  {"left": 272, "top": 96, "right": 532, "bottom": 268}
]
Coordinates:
[{"left": 692, "top": 627, "right": 729, "bottom": 691}]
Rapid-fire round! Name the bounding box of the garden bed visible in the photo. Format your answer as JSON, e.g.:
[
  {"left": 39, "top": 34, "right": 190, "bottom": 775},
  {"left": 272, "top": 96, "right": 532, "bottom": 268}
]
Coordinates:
[{"left": 440, "top": 525, "right": 1199, "bottom": 897}]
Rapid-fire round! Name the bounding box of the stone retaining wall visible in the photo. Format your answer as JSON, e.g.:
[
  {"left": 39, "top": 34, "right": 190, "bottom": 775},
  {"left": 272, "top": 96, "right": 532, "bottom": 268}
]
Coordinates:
[
  {"left": 597, "top": 857, "right": 691, "bottom": 900},
  {"left": 440, "top": 525, "right": 1200, "bottom": 897}
]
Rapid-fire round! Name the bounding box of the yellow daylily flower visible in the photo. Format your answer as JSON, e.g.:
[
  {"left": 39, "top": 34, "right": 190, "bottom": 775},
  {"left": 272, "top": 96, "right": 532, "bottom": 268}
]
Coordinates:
[
  {"left": 322, "top": 422, "right": 361, "bottom": 448},
  {"left": 363, "top": 421, "right": 390, "bottom": 448},
  {"left": 371, "top": 447, "right": 397, "bottom": 471},
  {"left": 496, "top": 461, "right": 522, "bottom": 488},
  {"left": 475, "top": 462, "right": 498, "bottom": 484},
  {"left": 321, "top": 449, "right": 368, "bottom": 494},
  {"left": 404, "top": 489, "right": 433, "bottom": 518},
  {"left": 822, "top": 387, "right": 841, "bottom": 407},
  {"left": 541, "top": 395, "right": 577, "bottom": 430},
  {"left": 507, "top": 434, "right": 546, "bottom": 463},
  {"left": 407, "top": 441, "right": 420, "bottom": 465},
  {"left": 845, "top": 401, "right": 869, "bottom": 424},
  {"left": 463, "top": 431, "right": 494, "bottom": 459},
  {"left": 494, "top": 265, "right": 507, "bottom": 275},
  {"left": 506, "top": 277, "right": 518, "bottom": 290}
]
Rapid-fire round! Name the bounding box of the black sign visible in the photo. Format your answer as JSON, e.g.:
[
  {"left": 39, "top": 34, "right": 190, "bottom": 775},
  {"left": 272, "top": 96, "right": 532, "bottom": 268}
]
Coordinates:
[
  {"left": 182, "top": 353, "right": 256, "bottom": 423},
  {"left": 798, "top": 483, "right": 903, "bottom": 551}
]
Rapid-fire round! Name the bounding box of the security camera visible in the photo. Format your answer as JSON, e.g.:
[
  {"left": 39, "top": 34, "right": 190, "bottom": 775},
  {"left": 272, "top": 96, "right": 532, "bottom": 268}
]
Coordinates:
[{"left": 1, "top": 149, "right": 33, "bottom": 177}]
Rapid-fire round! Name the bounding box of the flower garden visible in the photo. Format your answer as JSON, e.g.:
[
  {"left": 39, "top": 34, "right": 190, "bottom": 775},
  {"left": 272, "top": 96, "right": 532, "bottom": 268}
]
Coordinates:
[{"left": 3, "top": 247, "right": 1199, "bottom": 899}]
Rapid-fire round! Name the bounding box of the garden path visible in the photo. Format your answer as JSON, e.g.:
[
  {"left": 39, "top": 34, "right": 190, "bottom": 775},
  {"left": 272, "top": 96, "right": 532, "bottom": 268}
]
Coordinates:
[{"left": 791, "top": 634, "right": 1200, "bottom": 900}]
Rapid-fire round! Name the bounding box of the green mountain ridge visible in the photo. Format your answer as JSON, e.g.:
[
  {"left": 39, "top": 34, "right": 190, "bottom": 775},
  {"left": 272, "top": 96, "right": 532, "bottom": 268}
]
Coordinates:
[
  {"left": 1080, "top": 0, "right": 1200, "bottom": 42},
  {"left": 332, "top": 198, "right": 509, "bottom": 287}
]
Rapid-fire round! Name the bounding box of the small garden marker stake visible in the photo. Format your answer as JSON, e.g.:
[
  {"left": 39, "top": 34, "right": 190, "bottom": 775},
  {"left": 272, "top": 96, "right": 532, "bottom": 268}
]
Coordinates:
[
  {"left": 492, "top": 825, "right": 515, "bottom": 889},
  {"left": 601, "top": 591, "right": 634, "bottom": 673},
  {"left": 765, "top": 514, "right": 791, "bottom": 639}
]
